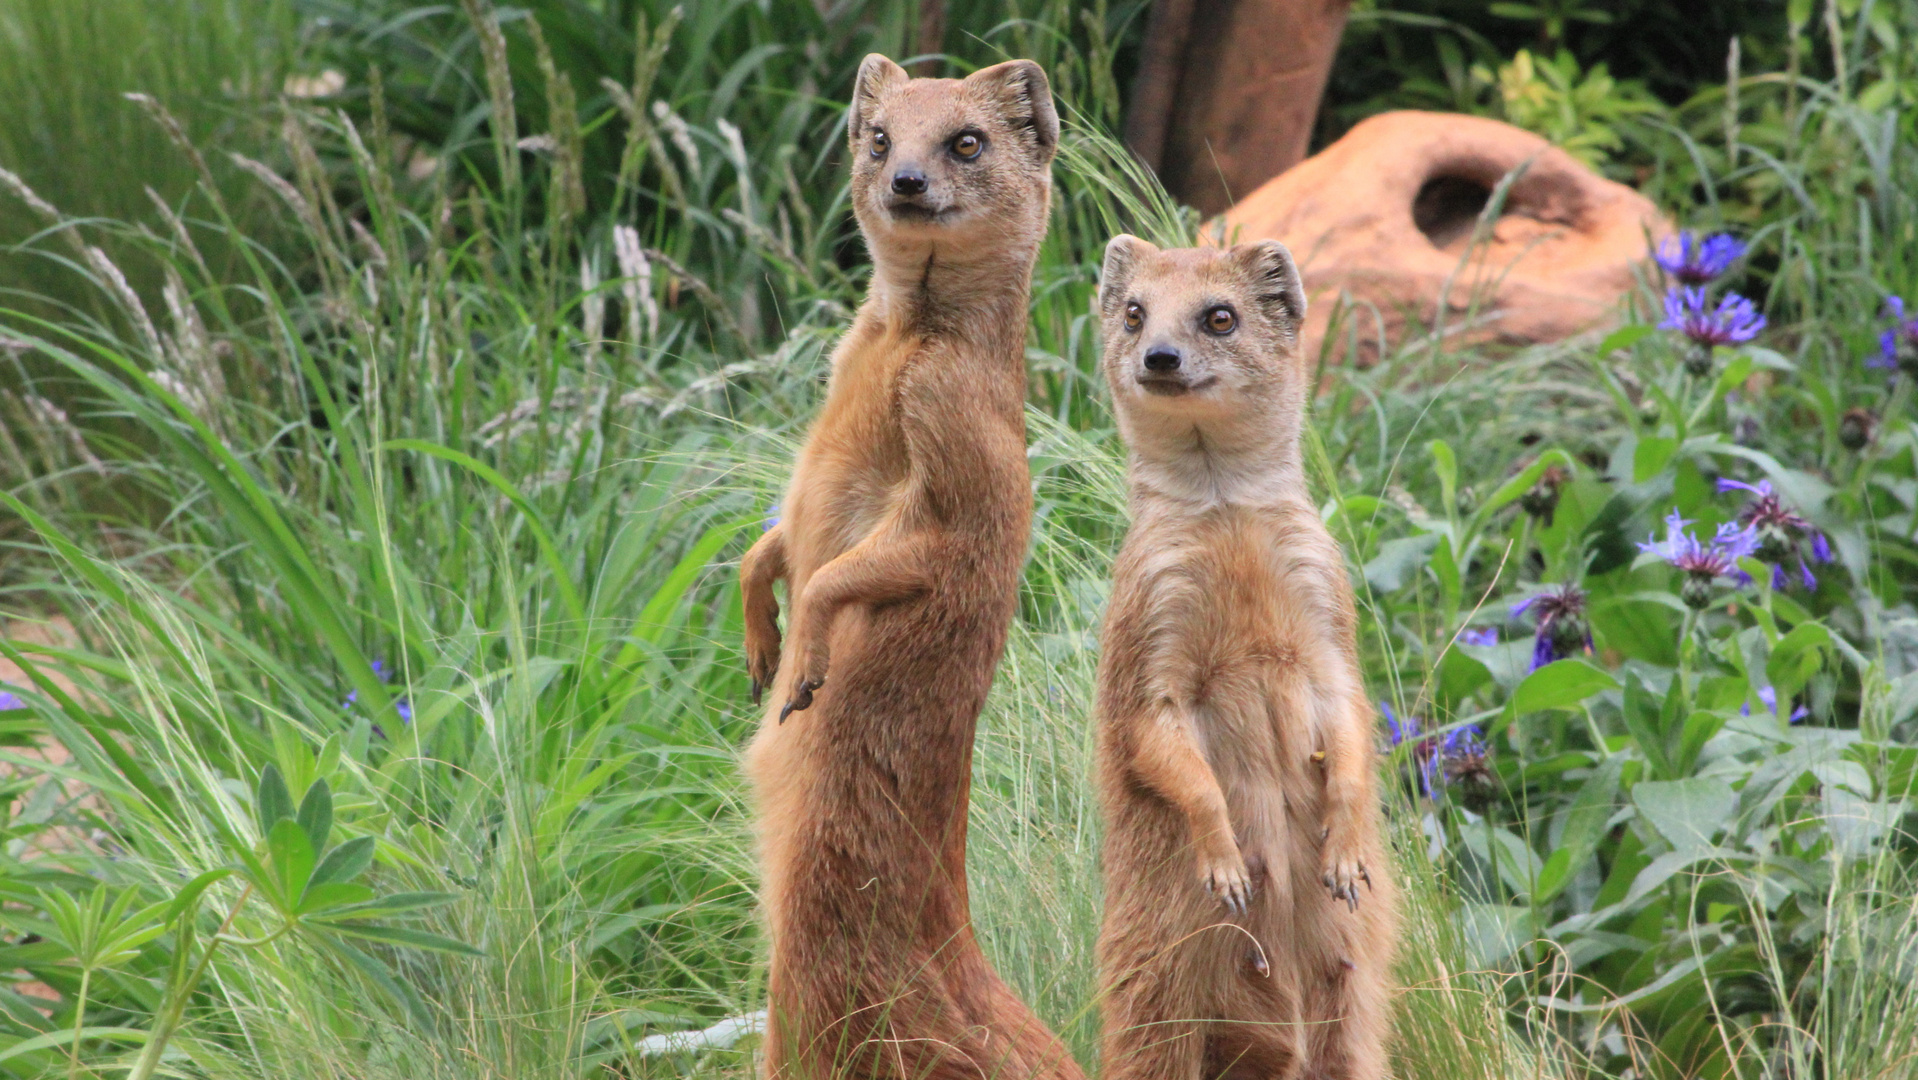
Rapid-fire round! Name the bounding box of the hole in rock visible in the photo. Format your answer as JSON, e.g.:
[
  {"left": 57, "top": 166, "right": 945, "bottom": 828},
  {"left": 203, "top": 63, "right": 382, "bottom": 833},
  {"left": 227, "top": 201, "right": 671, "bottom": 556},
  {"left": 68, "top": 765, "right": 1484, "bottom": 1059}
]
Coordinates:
[{"left": 1413, "top": 176, "right": 1494, "bottom": 252}]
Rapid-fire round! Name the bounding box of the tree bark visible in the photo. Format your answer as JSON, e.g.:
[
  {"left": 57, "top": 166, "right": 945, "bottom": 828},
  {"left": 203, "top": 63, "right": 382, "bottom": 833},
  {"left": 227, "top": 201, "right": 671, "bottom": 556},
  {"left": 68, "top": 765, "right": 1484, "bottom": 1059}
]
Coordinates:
[
  {"left": 913, "top": 0, "right": 946, "bottom": 76},
  {"left": 1125, "top": 0, "right": 1352, "bottom": 217}
]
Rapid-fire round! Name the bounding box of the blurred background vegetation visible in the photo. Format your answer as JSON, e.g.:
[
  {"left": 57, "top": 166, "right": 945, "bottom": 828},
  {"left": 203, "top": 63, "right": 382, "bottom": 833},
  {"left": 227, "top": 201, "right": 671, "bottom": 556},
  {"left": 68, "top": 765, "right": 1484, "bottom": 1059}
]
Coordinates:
[{"left": 0, "top": 1, "right": 1915, "bottom": 1079}]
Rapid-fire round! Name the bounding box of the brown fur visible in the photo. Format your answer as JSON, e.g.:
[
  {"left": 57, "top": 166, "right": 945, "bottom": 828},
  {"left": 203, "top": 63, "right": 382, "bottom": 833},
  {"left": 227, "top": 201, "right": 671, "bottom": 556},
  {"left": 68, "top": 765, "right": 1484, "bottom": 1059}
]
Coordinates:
[
  {"left": 739, "top": 54, "right": 1081, "bottom": 1080},
  {"left": 1091, "top": 237, "right": 1398, "bottom": 1080}
]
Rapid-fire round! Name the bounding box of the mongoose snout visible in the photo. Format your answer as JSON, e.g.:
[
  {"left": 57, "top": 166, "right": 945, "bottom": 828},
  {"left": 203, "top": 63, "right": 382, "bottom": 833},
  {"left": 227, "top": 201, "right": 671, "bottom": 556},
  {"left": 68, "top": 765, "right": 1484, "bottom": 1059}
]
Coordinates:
[{"left": 850, "top": 56, "right": 1056, "bottom": 240}]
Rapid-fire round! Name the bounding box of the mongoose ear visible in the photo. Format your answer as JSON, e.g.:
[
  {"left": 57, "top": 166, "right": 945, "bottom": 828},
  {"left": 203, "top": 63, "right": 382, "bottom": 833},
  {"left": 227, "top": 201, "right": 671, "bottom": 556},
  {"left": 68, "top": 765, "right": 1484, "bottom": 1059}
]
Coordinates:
[
  {"left": 1235, "top": 240, "right": 1307, "bottom": 328},
  {"left": 965, "top": 59, "right": 1059, "bottom": 162},
  {"left": 849, "top": 54, "right": 909, "bottom": 147},
  {"left": 1099, "top": 234, "right": 1156, "bottom": 319}
]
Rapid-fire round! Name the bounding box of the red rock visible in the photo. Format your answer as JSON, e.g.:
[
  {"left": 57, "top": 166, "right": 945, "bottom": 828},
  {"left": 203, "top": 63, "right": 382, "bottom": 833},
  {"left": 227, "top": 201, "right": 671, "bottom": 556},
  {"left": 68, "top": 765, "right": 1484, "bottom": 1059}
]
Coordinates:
[{"left": 1214, "top": 110, "right": 1672, "bottom": 361}]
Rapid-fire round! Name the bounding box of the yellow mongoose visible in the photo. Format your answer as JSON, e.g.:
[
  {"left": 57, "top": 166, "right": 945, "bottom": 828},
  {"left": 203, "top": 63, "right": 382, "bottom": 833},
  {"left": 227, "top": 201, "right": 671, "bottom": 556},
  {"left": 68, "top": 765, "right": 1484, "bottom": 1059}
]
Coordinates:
[
  {"left": 1092, "top": 237, "right": 1397, "bottom": 1080},
  {"left": 738, "top": 54, "right": 1082, "bottom": 1080}
]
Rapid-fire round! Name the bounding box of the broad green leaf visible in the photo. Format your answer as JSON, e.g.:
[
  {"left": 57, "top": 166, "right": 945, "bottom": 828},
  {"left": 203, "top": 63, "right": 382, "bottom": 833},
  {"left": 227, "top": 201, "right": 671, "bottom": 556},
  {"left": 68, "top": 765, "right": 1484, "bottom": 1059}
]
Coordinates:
[
  {"left": 1597, "top": 323, "right": 1656, "bottom": 357},
  {"left": 1428, "top": 439, "right": 1458, "bottom": 513},
  {"left": 1362, "top": 533, "right": 1440, "bottom": 593},
  {"left": 1767, "top": 622, "right": 1831, "bottom": 701},
  {"left": 298, "top": 882, "right": 377, "bottom": 915},
  {"left": 1633, "top": 778, "right": 1735, "bottom": 855},
  {"left": 1821, "top": 791, "right": 1904, "bottom": 857},
  {"left": 1674, "top": 710, "right": 1728, "bottom": 777},
  {"left": 266, "top": 818, "right": 317, "bottom": 905},
  {"left": 1632, "top": 436, "right": 1679, "bottom": 482},
  {"left": 296, "top": 777, "right": 333, "bottom": 855},
  {"left": 0, "top": 1027, "right": 148, "bottom": 1064},
  {"left": 313, "top": 891, "right": 462, "bottom": 921},
  {"left": 325, "top": 921, "right": 484, "bottom": 956},
  {"left": 309, "top": 835, "right": 377, "bottom": 889},
  {"left": 257, "top": 763, "right": 295, "bottom": 834},
  {"left": 1515, "top": 660, "right": 1618, "bottom": 715},
  {"left": 1430, "top": 534, "right": 1462, "bottom": 614},
  {"left": 1623, "top": 846, "right": 1751, "bottom": 905},
  {"left": 165, "top": 867, "right": 234, "bottom": 924},
  {"left": 1471, "top": 449, "right": 1575, "bottom": 530},
  {"left": 1459, "top": 903, "right": 1534, "bottom": 966},
  {"left": 1539, "top": 756, "right": 1623, "bottom": 903},
  {"left": 1461, "top": 820, "right": 1544, "bottom": 898}
]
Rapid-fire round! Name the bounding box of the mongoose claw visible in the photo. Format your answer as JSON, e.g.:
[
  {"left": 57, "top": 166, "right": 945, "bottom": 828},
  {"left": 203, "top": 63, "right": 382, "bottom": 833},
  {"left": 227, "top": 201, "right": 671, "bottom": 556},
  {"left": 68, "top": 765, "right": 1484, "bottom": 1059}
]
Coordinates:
[
  {"left": 750, "top": 678, "right": 764, "bottom": 706},
  {"left": 779, "top": 678, "right": 821, "bottom": 723},
  {"left": 1200, "top": 852, "right": 1253, "bottom": 916},
  {"left": 1322, "top": 857, "right": 1365, "bottom": 911}
]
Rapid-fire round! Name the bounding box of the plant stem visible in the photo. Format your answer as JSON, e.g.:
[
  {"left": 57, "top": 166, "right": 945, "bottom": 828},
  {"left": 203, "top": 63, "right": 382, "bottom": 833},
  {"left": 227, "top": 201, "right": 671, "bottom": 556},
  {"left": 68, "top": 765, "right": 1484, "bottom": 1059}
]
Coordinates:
[
  {"left": 126, "top": 883, "right": 251, "bottom": 1080},
  {"left": 67, "top": 966, "right": 91, "bottom": 1080}
]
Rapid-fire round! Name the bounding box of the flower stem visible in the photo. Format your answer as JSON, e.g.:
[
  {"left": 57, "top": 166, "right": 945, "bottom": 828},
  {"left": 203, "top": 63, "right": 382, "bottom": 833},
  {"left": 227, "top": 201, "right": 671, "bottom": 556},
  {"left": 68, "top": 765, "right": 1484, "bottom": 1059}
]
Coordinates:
[
  {"left": 126, "top": 883, "right": 252, "bottom": 1080},
  {"left": 67, "top": 966, "right": 91, "bottom": 1080}
]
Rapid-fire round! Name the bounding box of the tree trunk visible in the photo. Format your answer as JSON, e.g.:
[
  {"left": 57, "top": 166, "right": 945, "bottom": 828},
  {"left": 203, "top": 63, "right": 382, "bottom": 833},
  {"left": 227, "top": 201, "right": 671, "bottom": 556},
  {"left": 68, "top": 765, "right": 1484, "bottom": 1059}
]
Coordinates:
[{"left": 1125, "top": 0, "right": 1352, "bottom": 217}]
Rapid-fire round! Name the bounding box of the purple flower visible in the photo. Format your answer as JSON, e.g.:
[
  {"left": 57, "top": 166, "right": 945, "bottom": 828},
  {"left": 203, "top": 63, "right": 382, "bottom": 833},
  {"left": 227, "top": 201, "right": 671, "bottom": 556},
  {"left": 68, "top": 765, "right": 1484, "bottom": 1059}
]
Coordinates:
[
  {"left": 1661, "top": 287, "right": 1767, "bottom": 348},
  {"left": 1381, "top": 702, "right": 1439, "bottom": 795},
  {"left": 1654, "top": 232, "right": 1745, "bottom": 285},
  {"left": 1512, "top": 584, "right": 1593, "bottom": 671},
  {"left": 343, "top": 658, "right": 411, "bottom": 728},
  {"left": 1437, "top": 724, "right": 1496, "bottom": 791},
  {"left": 1741, "top": 685, "right": 1809, "bottom": 724},
  {"left": 0, "top": 684, "right": 22, "bottom": 711},
  {"left": 1718, "top": 477, "right": 1830, "bottom": 591},
  {"left": 763, "top": 502, "right": 781, "bottom": 533},
  {"left": 1874, "top": 296, "right": 1918, "bottom": 377},
  {"left": 1639, "top": 509, "right": 1759, "bottom": 608},
  {"left": 1457, "top": 627, "right": 1498, "bottom": 648}
]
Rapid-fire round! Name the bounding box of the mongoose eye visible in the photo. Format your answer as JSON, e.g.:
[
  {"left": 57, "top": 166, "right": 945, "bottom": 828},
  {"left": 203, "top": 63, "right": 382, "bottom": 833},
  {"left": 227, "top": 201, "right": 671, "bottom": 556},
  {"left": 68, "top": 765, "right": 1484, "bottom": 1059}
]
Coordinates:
[
  {"left": 870, "top": 130, "right": 889, "bottom": 158},
  {"left": 1123, "top": 301, "right": 1144, "bottom": 332},
  {"left": 952, "top": 133, "right": 983, "bottom": 159},
  {"left": 1204, "top": 306, "right": 1238, "bottom": 335}
]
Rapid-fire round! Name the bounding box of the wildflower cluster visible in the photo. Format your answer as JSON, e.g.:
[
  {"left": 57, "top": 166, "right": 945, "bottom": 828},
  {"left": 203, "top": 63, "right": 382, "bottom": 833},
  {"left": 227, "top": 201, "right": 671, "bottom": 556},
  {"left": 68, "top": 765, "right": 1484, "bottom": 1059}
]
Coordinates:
[
  {"left": 1512, "top": 584, "right": 1593, "bottom": 671},
  {"left": 1654, "top": 231, "right": 1764, "bottom": 377},
  {"left": 1718, "top": 478, "right": 1831, "bottom": 591},
  {"left": 343, "top": 658, "right": 413, "bottom": 732},
  {"left": 1872, "top": 296, "right": 1918, "bottom": 379},
  {"left": 1638, "top": 509, "right": 1758, "bottom": 609},
  {"left": 1381, "top": 703, "right": 1495, "bottom": 802}
]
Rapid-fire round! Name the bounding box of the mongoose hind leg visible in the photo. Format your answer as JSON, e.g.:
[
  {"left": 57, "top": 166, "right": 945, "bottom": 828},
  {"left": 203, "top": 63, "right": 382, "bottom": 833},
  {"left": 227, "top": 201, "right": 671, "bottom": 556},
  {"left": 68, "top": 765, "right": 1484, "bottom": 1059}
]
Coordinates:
[{"left": 1289, "top": 842, "right": 1391, "bottom": 1080}]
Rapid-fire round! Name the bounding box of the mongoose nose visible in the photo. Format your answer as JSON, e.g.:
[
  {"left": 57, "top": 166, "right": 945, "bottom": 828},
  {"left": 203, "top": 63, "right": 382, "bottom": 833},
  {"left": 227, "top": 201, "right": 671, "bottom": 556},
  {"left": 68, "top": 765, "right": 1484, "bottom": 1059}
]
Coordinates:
[
  {"left": 1143, "top": 346, "right": 1182, "bottom": 373},
  {"left": 891, "top": 168, "right": 928, "bottom": 196}
]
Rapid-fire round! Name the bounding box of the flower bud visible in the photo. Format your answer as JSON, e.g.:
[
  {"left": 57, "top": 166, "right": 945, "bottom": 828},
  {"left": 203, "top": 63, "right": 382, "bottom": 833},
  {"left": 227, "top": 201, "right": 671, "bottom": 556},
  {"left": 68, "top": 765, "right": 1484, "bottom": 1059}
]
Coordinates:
[
  {"left": 1682, "top": 341, "right": 1716, "bottom": 379},
  {"left": 1681, "top": 572, "right": 1716, "bottom": 610},
  {"left": 1839, "top": 407, "right": 1877, "bottom": 452},
  {"left": 1519, "top": 465, "right": 1567, "bottom": 527},
  {"left": 1547, "top": 608, "right": 1590, "bottom": 658}
]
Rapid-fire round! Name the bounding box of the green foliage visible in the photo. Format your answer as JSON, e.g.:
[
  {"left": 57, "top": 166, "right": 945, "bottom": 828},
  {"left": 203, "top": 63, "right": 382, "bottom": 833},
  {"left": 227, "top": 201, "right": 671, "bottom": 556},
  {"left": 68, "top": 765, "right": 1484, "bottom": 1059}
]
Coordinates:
[{"left": 1474, "top": 49, "right": 1662, "bottom": 166}]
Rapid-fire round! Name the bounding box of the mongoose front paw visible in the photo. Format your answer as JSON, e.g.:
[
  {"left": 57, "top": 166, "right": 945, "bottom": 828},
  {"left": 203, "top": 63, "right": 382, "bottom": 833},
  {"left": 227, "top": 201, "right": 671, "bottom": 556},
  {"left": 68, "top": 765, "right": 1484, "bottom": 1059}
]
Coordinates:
[
  {"left": 1321, "top": 854, "right": 1371, "bottom": 912},
  {"left": 746, "top": 647, "right": 779, "bottom": 706},
  {"left": 778, "top": 677, "right": 822, "bottom": 723},
  {"left": 1199, "top": 851, "right": 1254, "bottom": 916}
]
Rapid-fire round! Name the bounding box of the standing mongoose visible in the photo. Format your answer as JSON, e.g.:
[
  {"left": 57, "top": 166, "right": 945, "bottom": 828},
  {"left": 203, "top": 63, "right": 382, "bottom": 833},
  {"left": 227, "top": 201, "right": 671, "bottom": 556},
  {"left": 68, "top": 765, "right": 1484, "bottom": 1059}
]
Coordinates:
[
  {"left": 1091, "top": 237, "right": 1398, "bottom": 1080},
  {"left": 738, "top": 54, "right": 1081, "bottom": 1080}
]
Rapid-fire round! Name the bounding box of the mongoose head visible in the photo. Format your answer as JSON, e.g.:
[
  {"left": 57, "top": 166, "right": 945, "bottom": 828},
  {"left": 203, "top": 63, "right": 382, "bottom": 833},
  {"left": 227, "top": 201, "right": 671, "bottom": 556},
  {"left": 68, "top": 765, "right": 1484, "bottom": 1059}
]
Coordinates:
[
  {"left": 847, "top": 54, "right": 1059, "bottom": 248},
  {"left": 1097, "top": 236, "right": 1310, "bottom": 442}
]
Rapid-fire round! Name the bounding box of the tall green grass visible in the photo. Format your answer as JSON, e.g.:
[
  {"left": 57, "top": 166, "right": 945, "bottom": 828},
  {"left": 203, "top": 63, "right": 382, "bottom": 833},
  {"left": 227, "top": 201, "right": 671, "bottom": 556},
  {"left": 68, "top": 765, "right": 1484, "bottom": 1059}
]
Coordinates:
[{"left": 0, "top": 0, "right": 294, "bottom": 327}]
